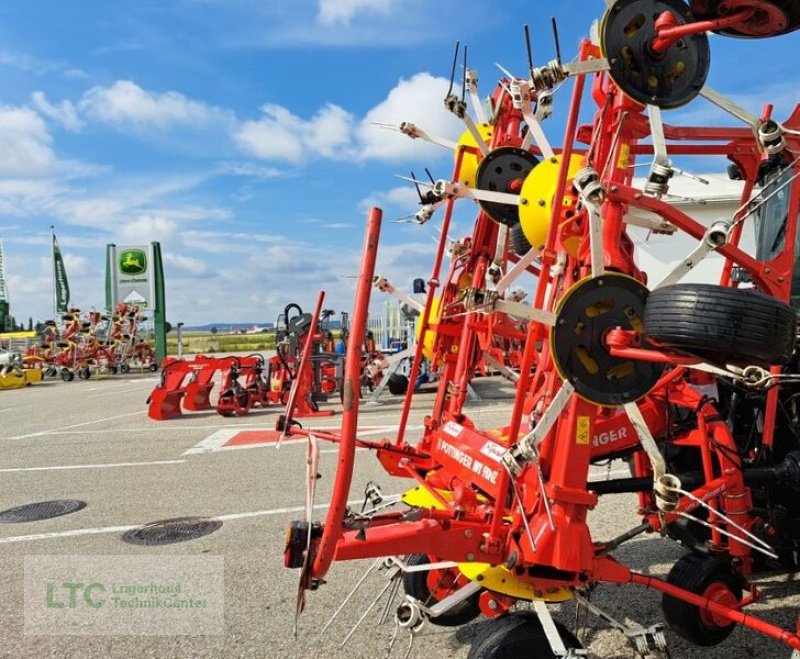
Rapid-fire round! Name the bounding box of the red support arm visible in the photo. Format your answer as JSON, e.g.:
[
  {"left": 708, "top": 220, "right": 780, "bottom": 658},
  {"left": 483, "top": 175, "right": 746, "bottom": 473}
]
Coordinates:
[{"left": 310, "top": 207, "right": 382, "bottom": 581}]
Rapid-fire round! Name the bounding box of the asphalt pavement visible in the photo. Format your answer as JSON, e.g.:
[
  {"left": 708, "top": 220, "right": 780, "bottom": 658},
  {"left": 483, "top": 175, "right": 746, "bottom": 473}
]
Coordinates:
[{"left": 0, "top": 368, "right": 798, "bottom": 658}]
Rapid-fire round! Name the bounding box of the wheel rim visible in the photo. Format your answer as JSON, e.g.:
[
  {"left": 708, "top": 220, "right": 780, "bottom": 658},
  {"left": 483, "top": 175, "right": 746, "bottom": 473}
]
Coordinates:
[{"left": 699, "top": 582, "right": 738, "bottom": 629}]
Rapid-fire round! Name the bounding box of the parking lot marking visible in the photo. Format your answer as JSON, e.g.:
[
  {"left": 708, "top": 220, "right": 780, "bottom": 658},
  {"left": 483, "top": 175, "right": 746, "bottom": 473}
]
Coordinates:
[
  {"left": 0, "top": 497, "right": 391, "bottom": 545},
  {"left": 183, "top": 425, "right": 419, "bottom": 455},
  {"left": 0, "top": 459, "right": 185, "bottom": 473},
  {"left": 4, "top": 410, "right": 147, "bottom": 440}
]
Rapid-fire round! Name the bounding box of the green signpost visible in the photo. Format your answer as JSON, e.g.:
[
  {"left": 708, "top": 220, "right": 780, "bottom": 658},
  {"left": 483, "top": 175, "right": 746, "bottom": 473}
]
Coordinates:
[{"left": 105, "top": 242, "right": 167, "bottom": 364}]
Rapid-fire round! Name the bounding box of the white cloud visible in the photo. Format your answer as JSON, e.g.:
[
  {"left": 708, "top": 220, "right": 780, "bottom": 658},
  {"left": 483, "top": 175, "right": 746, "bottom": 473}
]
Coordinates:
[
  {"left": 216, "top": 161, "right": 284, "bottom": 179},
  {"left": 163, "top": 253, "right": 214, "bottom": 278},
  {"left": 235, "top": 103, "right": 354, "bottom": 164},
  {"left": 359, "top": 185, "right": 420, "bottom": 212},
  {"left": 31, "top": 91, "right": 84, "bottom": 132},
  {"left": 317, "top": 0, "right": 394, "bottom": 25},
  {"left": 118, "top": 215, "right": 182, "bottom": 245},
  {"left": 80, "top": 80, "right": 233, "bottom": 131},
  {"left": 358, "top": 73, "right": 462, "bottom": 160},
  {"left": 0, "top": 106, "right": 56, "bottom": 176},
  {"left": 61, "top": 253, "right": 92, "bottom": 277},
  {"left": 237, "top": 73, "right": 462, "bottom": 164}
]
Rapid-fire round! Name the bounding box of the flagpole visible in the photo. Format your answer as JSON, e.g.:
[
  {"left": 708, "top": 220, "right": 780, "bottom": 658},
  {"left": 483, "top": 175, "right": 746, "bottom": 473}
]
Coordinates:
[{"left": 51, "top": 225, "right": 56, "bottom": 321}]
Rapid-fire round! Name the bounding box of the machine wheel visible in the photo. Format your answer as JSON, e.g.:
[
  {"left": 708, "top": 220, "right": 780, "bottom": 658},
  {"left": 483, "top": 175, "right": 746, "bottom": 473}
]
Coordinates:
[
  {"left": 387, "top": 373, "right": 409, "bottom": 395},
  {"left": 643, "top": 283, "right": 796, "bottom": 365},
  {"left": 120, "top": 363, "right": 131, "bottom": 374},
  {"left": 61, "top": 369, "right": 74, "bottom": 382},
  {"left": 662, "top": 554, "right": 743, "bottom": 646},
  {"left": 403, "top": 554, "right": 481, "bottom": 627},
  {"left": 148, "top": 362, "right": 159, "bottom": 373},
  {"left": 78, "top": 367, "right": 91, "bottom": 380},
  {"left": 109, "top": 366, "right": 118, "bottom": 375},
  {"left": 467, "top": 611, "right": 583, "bottom": 659},
  {"left": 690, "top": 0, "right": 800, "bottom": 37},
  {"left": 510, "top": 222, "right": 532, "bottom": 256}
]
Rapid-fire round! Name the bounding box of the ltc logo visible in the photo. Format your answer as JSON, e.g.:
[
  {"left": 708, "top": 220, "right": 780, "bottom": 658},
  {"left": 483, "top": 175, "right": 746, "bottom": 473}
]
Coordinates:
[
  {"left": 118, "top": 248, "right": 147, "bottom": 276},
  {"left": 46, "top": 582, "right": 106, "bottom": 609}
]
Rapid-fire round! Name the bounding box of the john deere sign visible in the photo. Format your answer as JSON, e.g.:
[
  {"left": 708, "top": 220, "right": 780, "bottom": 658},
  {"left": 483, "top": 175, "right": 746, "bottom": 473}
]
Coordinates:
[
  {"left": 105, "top": 242, "right": 168, "bottom": 363},
  {"left": 118, "top": 248, "right": 147, "bottom": 276},
  {"left": 107, "top": 244, "right": 155, "bottom": 308}
]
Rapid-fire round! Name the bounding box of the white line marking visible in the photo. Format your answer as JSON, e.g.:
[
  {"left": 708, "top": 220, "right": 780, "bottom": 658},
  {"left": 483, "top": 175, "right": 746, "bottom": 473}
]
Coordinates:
[
  {"left": 0, "top": 496, "right": 397, "bottom": 545},
  {"left": 87, "top": 386, "right": 151, "bottom": 398},
  {"left": 4, "top": 410, "right": 146, "bottom": 441},
  {"left": 182, "top": 425, "right": 421, "bottom": 455},
  {"left": 0, "top": 459, "right": 185, "bottom": 474},
  {"left": 181, "top": 428, "right": 241, "bottom": 455}
]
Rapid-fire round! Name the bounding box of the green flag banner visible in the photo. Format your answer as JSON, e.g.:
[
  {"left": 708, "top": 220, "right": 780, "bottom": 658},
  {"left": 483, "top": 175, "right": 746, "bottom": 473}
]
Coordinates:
[{"left": 53, "top": 233, "right": 70, "bottom": 314}]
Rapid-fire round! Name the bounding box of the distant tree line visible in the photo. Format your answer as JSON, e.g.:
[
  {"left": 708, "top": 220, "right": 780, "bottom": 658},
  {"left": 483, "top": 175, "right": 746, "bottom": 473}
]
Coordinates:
[{"left": 0, "top": 314, "right": 35, "bottom": 332}]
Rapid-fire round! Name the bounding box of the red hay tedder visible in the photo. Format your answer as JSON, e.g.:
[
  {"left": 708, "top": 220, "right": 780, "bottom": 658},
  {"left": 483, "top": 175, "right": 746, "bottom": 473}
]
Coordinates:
[{"left": 282, "top": 1, "right": 800, "bottom": 657}]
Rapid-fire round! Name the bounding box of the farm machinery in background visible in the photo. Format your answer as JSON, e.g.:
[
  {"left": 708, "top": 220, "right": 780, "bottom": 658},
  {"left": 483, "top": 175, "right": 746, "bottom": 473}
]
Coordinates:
[
  {"left": 24, "top": 303, "right": 157, "bottom": 381},
  {"left": 282, "top": 1, "right": 800, "bottom": 658},
  {"left": 147, "top": 300, "right": 385, "bottom": 421}
]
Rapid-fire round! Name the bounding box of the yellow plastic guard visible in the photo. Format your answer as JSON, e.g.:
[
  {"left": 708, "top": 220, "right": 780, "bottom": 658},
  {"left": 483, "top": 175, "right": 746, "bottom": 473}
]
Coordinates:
[
  {"left": 458, "top": 562, "right": 574, "bottom": 602},
  {"left": 455, "top": 123, "right": 494, "bottom": 188}
]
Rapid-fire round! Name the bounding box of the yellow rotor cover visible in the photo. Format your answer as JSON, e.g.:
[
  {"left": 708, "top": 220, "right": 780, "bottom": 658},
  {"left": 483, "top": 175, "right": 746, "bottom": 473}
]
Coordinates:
[
  {"left": 455, "top": 123, "right": 494, "bottom": 188},
  {"left": 415, "top": 295, "right": 441, "bottom": 361},
  {"left": 458, "top": 562, "right": 574, "bottom": 602},
  {"left": 519, "top": 154, "right": 583, "bottom": 255}
]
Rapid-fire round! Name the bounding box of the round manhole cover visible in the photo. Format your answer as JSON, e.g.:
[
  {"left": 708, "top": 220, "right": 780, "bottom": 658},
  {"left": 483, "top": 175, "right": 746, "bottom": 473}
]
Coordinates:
[
  {"left": 122, "top": 516, "right": 223, "bottom": 546},
  {"left": 0, "top": 499, "right": 87, "bottom": 523}
]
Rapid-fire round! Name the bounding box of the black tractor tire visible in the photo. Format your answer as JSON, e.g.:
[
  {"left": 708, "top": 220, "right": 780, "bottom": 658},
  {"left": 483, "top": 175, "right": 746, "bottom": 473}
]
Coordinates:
[
  {"left": 403, "top": 553, "right": 481, "bottom": 627},
  {"left": 148, "top": 363, "right": 159, "bottom": 373},
  {"left": 61, "top": 369, "right": 74, "bottom": 382},
  {"left": 120, "top": 363, "right": 131, "bottom": 374},
  {"left": 467, "top": 611, "right": 583, "bottom": 659},
  {"left": 510, "top": 222, "right": 532, "bottom": 256},
  {"left": 643, "top": 283, "right": 796, "bottom": 365},
  {"left": 387, "top": 373, "right": 409, "bottom": 395},
  {"left": 662, "top": 554, "right": 743, "bottom": 647}
]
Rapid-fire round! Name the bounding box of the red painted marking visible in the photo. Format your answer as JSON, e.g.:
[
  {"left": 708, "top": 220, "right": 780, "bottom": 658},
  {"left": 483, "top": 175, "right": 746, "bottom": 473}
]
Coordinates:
[{"left": 223, "top": 430, "right": 283, "bottom": 447}]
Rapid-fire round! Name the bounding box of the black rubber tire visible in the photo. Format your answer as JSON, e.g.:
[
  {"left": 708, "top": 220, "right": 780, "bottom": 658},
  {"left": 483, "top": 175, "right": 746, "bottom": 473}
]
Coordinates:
[
  {"left": 61, "top": 369, "right": 74, "bottom": 382},
  {"left": 109, "top": 366, "right": 118, "bottom": 375},
  {"left": 510, "top": 222, "right": 532, "bottom": 256},
  {"left": 120, "top": 363, "right": 131, "bottom": 374},
  {"left": 387, "top": 373, "right": 409, "bottom": 395},
  {"left": 662, "top": 554, "right": 743, "bottom": 647},
  {"left": 78, "top": 367, "right": 91, "bottom": 380},
  {"left": 148, "top": 362, "right": 159, "bottom": 373},
  {"left": 403, "top": 554, "right": 481, "bottom": 627},
  {"left": 643, "top": 284, "right": 796, "bottom": 365},
  {"left": 467, "top": 611, "right": 583, "bottom": 659}
]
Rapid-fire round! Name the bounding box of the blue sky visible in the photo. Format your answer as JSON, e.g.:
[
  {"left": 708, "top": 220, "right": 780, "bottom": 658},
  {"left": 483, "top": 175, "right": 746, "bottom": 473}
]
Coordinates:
[{"left": 0, "top": 0, "right": 799, "bottom": 324}]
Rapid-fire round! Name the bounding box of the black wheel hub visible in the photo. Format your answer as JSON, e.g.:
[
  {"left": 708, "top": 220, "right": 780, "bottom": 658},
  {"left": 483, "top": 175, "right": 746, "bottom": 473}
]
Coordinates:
[
  {"left": 691, "top": 0, "right": 799, "bottom": 37},
  {"left": 475, "top": 147, "right": 539, "bottom": 226},
  {"left": 602, "top": 0, "right": 711, "bottom": 108},
  {"left": 551, "top": 274, "right": 663, "bottom": 405}
]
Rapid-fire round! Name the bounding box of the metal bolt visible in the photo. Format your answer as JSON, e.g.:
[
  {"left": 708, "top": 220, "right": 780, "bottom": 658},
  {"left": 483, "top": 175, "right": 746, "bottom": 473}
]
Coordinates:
[
  {"left": 779, "top": 276, "right": 785, "bottom": 283},
  {"left": 466, "top": 552, "right": 475, "bottom": 561},
  {"left": 765, "top": 268, "right": 771, "bottom": 274},
  {"left": 465, "top": 529, "right": 474, "bottom": 538},
  {"left": 520, "top": 198, "right": 528, "bottom": 206},
  {"left": 487, "top": 599, "right": 498, "bottom": 610},
  {"left": 634, "top": 193, "right": 642, "bottom": 200},
  {"left": 610, "top": 185, "right": 618, "bottom": 193},
  {"left": 538, "top": 199, "right": 546, "bottom": 206}
]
